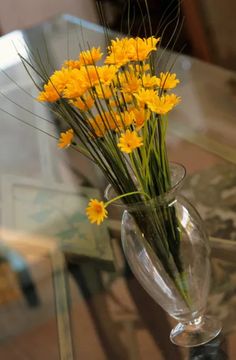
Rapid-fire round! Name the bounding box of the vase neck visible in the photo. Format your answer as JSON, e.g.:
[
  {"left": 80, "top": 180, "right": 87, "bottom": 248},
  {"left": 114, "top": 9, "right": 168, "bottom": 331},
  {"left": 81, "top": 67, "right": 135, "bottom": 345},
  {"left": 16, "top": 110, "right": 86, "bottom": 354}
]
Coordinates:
[{"left": 104, "top": 163, "right": 186, "bottom": 210}]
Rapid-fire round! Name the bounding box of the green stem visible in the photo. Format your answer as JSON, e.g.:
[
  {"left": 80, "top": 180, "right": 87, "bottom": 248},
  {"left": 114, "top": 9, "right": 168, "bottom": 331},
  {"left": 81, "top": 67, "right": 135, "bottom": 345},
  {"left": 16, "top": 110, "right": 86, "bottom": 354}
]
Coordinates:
[{"left": 105, "top": 190, "right": 151, "bottom": 208}]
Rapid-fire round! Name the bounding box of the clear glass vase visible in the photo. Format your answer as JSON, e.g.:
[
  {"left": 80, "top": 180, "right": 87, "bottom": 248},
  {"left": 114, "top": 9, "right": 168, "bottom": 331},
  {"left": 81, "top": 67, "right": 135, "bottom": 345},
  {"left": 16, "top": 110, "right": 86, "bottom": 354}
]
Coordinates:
[{"left": 105, "top": 163, "right": 221, "bottom": 347}]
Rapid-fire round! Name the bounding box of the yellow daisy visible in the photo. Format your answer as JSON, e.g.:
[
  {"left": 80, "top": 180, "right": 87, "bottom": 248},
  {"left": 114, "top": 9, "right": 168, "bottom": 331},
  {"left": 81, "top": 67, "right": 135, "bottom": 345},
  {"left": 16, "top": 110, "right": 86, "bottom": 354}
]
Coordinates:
[
  {"left": 133, "top": 108, "right": 150, "bottom": 131},
  {"left": 50, "top": 68, "right": 71, "bottom": 92},
  {"left": 105, "top": 37, "right": 132, "bottom": 67},
  {"left": 79, "top": 47, "right": 103, "bottom": 66},
  {"left": 58, "top": 129, "right": 74, "bottom": 149},
  {"left": 37, "top": 83, "right": 60, "bottom": 102},
  {"left": 72, "top": 94, "right": 94, "bottom": 111},
  {"left": 120, "top": 73, "right": 141, "bottom": 94},
  {"left": 142, "top": 74, "right": 159, "bottom": 88},
  {"left": 63, "top": 69, "right": 88, "bottom": 99},
  {"left": 129, "top": 36, "right": 160, "bottom": 61},
  {"left": 97, "top": 65, "right": 118, "bottom": 86},
  {"left": 109, "top": 92, "right": 133, "bottom": 108},
  {"left": 63, "top": 59, "right": 81, "bottom": 69},
  {"left": 80, "top": 65, "right": 100, "bottom": 88},
  {"left": 134, "top": 88, "right": 157, "bottom": 107},
  {"left": 104, "top": 112, "right": 117, "bottom": 131},
  {"left": 95, "top": 84, "right": 113, "bottom": 99},
  {"left": 115, "top": 110, "right": 135, "bottom": 131},
  {"left": 89, "top": 118, "right": 106, "bottom": 138},
  {"left": 86, "top": 199, "right": 108, "bottom": 225},
  {"left": 147, "top": 94, "right": 181, "bottom": 114},
  {"left": 38, "top": 68, "right": 72, "bottom": 102},
  {"left": 63, "top": 80, "right": 88, "bottom": 99},
  {"left": 105, "top": 50, "right": 129, "bottom": 67},
  {"left": 117, "top": 130, "right": 143, "bottom": 153},
  {"left": 157, "top": 72, "right": 180, "bottom": 90},
  {"left": 89, "top": 112, "right": 115, "bottom": 137},
  {"left": 129, "top": 63, "right": 150, "bottom": 73}
]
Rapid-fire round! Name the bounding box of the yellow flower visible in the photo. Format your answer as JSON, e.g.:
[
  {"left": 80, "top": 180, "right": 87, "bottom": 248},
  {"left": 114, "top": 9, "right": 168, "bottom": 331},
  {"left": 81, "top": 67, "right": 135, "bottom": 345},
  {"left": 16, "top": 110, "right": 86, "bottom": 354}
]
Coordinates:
[
  {"left": 105, "top": 112, "right": 117, "bottom": 131},
  {"left": 105, "top": 37, "right": 130, "bottom": 67},
  {"left": 64, "top": 67, "right": 100, "bottom": 96},
  {"left": 37, "top": 83, "right": 60, "bottom": 102},
  {"left": 86, "top": 199, "right": 108, "bottom": 225},
  {"left": 50, "top": 68, "right": 71, "bottom": 92},
  {"left": 97, "top": 65, "right": 118, "bottom": 86},
  {"left": 72, "top": 94, "right": 94, "bottom": 111},
  {"left": 156, "top": 72, "right": 180, "bottom": 90},
  {"left": 120, "top": 72, "right": 141, "bottom": 94},
  {"left": 89, "top": 112, "right": 116, "bottom": 137},
  {"left": 105, "top": 51, "right": 129, "bottom": 67},
  {"left": 63, "top": 59, "right": 81, "bottom": 69},
  {"left": 133, "top": 108, "right": 150, "bottom": 131},
  {"left": 95, "top": 84, "right": 113, "bottom": 99},
  {"left": 106, "top": 36, "right": 160, "bottom": 64},
  {"left": 105, "top": 36, "right": 159, "bottom": 66},
  {"left": 115, "top": 110, "right": 135, "bottom": 131},
  {"left": 89, "top": 116, "right": 106, "bottom": 137},
  {"left": 109, "top": 92, "right": 133, "bottom": 108},
  {"left": 63, "top": 80, "right": 87, "bottom": 99},
  {"left": 147, "top": 93, "right": 181, "bottom": 114},
  {"left": 80, "top": 65, "right": 100, "bottom": 87},
  {"left": 79, "top": 47, "right": 103, "bottom": 66},
  {"left": 38, "top": 68, "right": 71, "bottom": 102},
  {"left": 63, "top": 69, "right": 88, "bottom": 98},
  {"left": 134, "top": 88, "right": 157, "bottom": 107},
  {"left": 128, "top": 36, "right": 160, "bottom": 61},
  {"left": 142, "top": 74, "right": 159, "bottom": 88},
  {"left": 165, "top": 93, "right": 181, "bottom": 107},
  {"left": 129, "top": 63, "right": 150, "bottom": 73},
  {"left": 57, "top": 129, "right": 74, "bottom": 149},
  {"left": 122, "top": 93, "right": 133, "bottom": 104},
  {"left": 118, "top": 130, "right": 143, "bottom": 153}
]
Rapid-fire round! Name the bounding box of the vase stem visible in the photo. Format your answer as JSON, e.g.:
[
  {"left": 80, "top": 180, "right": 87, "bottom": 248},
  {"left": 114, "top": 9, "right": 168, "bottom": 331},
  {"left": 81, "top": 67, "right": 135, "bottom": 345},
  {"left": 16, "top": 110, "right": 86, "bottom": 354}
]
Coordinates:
[{"left": 170, "top": 315, "right": 222, "bottom": 347}]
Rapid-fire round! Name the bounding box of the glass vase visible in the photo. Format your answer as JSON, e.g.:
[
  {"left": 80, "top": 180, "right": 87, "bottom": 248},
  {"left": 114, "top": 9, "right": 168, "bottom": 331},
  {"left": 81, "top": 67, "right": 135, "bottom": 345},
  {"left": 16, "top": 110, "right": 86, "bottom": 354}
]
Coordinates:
[{"left": 105, "top": 163, "right": 221, "bottom": 347}]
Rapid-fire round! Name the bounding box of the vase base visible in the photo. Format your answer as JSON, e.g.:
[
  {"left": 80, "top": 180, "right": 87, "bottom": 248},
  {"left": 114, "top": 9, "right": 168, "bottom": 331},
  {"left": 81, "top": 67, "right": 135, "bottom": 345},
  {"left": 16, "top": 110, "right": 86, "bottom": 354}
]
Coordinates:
[{"left": 170, "top": 315, "right": 222, "bottom": 347}]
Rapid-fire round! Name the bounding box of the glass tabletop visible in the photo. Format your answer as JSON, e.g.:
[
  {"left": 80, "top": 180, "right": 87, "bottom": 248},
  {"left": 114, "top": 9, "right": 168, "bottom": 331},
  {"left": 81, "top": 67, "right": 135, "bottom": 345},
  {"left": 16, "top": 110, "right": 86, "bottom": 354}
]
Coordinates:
[{"left": 0, "top": 14, "right": 235, "bottom": 359}]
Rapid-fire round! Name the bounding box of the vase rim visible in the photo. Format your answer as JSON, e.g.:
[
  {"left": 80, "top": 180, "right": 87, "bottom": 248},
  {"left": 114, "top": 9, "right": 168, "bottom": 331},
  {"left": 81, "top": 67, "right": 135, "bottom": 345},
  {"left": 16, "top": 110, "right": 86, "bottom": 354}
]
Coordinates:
[{"left": 104, "top": 162, "right": 186, "bottom": 209}]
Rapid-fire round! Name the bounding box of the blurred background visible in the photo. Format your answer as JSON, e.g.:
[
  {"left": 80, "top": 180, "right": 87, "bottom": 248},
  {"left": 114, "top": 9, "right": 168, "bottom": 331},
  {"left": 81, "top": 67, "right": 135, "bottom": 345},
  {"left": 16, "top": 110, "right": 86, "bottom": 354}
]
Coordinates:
[{"left": 0, "top": 0, "right": 236, "bottom": 70}]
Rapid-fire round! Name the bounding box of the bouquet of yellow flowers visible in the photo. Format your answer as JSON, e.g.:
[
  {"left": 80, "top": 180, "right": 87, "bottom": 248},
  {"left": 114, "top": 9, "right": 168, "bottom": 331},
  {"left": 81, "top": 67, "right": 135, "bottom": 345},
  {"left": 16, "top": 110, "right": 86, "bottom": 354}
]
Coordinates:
[
  {"left": 37, "top": 36, "right": 180, "bottom": 224},
  {"left": 32, "top": 35, "right": 188, "bottom": 303}
]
